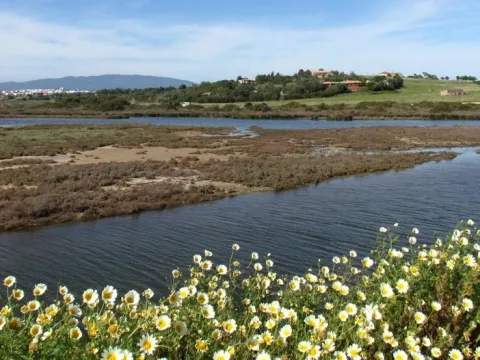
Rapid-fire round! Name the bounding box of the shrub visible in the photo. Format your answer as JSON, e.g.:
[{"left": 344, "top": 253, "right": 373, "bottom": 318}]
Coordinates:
[{"left": 0, "top": 221, "right": 479, "bottom": 358}]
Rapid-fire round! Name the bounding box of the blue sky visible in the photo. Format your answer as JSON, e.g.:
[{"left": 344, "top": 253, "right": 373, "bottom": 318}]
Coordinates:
[{"left": 0, "top": 0, "right": 479, "bottom": 82}]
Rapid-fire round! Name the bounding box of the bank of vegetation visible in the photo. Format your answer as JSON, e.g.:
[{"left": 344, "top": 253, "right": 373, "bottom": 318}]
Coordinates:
[
  {"left": 3, "top": 98, "right": 480, "bottom": 121},
  {"left": 1, "top": 221, "right": 479, "bottom": 359}
]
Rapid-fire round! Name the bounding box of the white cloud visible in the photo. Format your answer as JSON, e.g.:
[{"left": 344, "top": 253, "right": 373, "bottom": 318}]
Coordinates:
[{"left": 0, "top": 0, "right": 479, "bottom": 82}]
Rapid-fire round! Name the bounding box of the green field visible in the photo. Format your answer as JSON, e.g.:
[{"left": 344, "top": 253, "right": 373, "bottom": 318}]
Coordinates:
[{"left": 208, "top": 79, "right": 480, "bottom": 107}]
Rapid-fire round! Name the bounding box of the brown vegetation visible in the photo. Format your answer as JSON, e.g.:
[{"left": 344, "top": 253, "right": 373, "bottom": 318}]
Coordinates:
[
  {"left": 197, "top": 152, "right": 456, "bottom": 190},
  {"left": 3, "top": 99, "right": 480, "bottom": 120},
  {"left": 0, "top": 124, "right": 231, "bottom": 159},
  {"left": 246, "top": 126, "right": 480, "bottom": 152},
  {"left": 0, "top": 158, "right": 55, "bottom": 168},
  {"left": 0, "top": 161, "right": 226, "bottom": 230}
]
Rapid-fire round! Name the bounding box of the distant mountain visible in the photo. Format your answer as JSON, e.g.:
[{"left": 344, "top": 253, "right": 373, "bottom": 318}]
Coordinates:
[{"left": 0, "top": 75, "right": 195, "bottom": 91}]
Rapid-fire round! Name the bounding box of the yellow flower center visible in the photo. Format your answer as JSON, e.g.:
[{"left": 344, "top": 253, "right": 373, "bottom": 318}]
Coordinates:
[{"left": 143, "top": 340, "right": 152, "bottom": 350}]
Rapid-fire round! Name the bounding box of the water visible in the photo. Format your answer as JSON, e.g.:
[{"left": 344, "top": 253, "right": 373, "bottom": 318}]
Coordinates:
[
  {"left": 1, "top": 148, "right": 478, "bottom": 297},
  {"left": 2, "top": 117, "right": 480, "bottom": 131}
]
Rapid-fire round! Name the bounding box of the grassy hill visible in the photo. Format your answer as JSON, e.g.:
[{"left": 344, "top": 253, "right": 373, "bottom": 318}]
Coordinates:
[{"left": 209, "top": 79, "right": 480, "bottom": 107}]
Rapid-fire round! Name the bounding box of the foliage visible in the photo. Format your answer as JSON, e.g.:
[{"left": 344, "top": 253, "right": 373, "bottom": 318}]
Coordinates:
[
  {"left": 1, "top": 222, "right": 479, "bottom": 359},
  {"left": 408, "top": 73, "right": 439, "bottom": 80},
  {"left": 456, "top": 76, "right": 478, "bottom": 82},
  {"left": 367, "top": 75, "right": 404, "bottom": 92}
]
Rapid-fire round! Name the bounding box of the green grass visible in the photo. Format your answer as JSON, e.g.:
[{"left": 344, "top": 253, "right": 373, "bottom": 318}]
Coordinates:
[{"left": 207, "top": 79, "right": 480, "bottom": 108}]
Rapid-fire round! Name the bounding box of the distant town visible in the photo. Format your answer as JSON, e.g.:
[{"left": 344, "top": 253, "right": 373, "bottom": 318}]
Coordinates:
[{"left": 0, "top": 88, "right": 93, "bottom": 98}]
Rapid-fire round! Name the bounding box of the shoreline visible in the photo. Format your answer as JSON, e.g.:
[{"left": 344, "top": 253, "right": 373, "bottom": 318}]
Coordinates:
[{"left": 2, "top": 110, "right": 480, "bottom": 121}]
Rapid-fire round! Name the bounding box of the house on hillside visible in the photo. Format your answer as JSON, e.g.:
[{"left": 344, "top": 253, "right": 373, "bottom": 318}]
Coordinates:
[
  {"left": 378, "top": 71, "right": 400, "bottom": 78},
  {"left": 237, "top": 77, "right": 256, "bottom": 84},
  {"left": 312, "top": 69, "right": 334, "bottom": 78},
  {"left": 440, "top": 89, "right": 466, "bottom": 96},
  {"left": 323, "top": 80, "right": 365, "bottom": 92}
]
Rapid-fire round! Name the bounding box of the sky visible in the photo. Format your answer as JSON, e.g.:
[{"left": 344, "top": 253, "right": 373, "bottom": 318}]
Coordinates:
[{"left": 0, "top": 0, "right": 479, "bottom": 82}]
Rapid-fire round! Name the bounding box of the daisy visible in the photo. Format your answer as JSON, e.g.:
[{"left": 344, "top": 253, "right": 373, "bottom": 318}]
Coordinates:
[
  {"left": 213, "top": 350, "right": 230, "bottom": 360},
  {"left": 289, "top": 280, "right": 300, "bottom": 291},
  {"left": 217, "top": 265, "right": 228, "bottom": 275},
  {"left": 69, "top": 326, "right": 82, "bottom": 340},
  {"left": 30, "top": 324, "right": 43, "bottom": 337},
  {"left": 195, "top": 339, "right": 209, "bottom": 353},
  {"left": 27, "top": 300, "right": 40, "bottom": 312},
  {"left": 12, "top": 289, "right": 24, "bottom": 301},
  {"left": 33, "top": 283, "right": 47, "bottom": 296},
  {"left": 67, "top": 304, "right": 82, "bottom": 317},
  {"left": 174, "top": 321, "right": 188, "bottom": 336},
  {"left": 380, "top": 283, "right": 394, "bottom": 298},
  {"left": 431, "top": 348, "right": 442, "bottom": 358},
  {"left": 298, "top": 341, "right": 312, "bottom": 353},
  {"left": 58, "top": 286, "right": 68, "bottom": 296},
  {"left": 362, "top": 257, "right": 374, "bottom": 268},
  {"left": 137, "top": 334, "right": 158, "bottom": 355},
  {"left": 334, "top": 352, "right": 348, "bottom": 360},
  {"left": 448, "top": 349, "right": 463, "bottom": 360},
  {"left": 462, "top": 298, "right": 474, "bottom": 311},
  {"left": 463, "top": 254, "right": 476, "bottom": 267},
  {"left": 3, "top": 276, "right": 16, "bottom": 288},
  {"left": 63, "top": 293, "right": 75, "bottom": 304},
  {"left": 256, "top": 351, "right": 271, "bottom": 360},
  {"left": 155, "top": 315, "right": 171, "bottom": 331},
  {"left": 223, "top": 319, "right": 237, "bottom": 334},
  {"left": 82, "top": 289, "right": 98, "bottom": 305},
  {"left": 414, "top": 312, "right": 426, "bottom": 324},
  {"left": 393, "top": 350, "right": 408, "bottom": 360},
  {"left": 101, "top": 346, "right": 123, "bottom": 360},
  {"left": 338, "top": 310, "right": 349, "bottom": 322},
  {"left": 346, "top": 303, "right": 358, "bottom": 316},
  {"left": 176, "top": 287, "right": 189, "bottom": 299},
  {"left": 143, "top": 288, "right": 154, "bottom": 300},
  {"left": 304, "top": 315, "right": 318, "bottom": 327},
  {"left": 102, "top": 286, "right": 117, "bottom": 304},
  {"left": 279, "top": 324, "right": 292, "bottom": 339},
  {"left": 124, "top": 290, "right": 140, "bottom": 307},
  {"left": 396, "top": 279, "right": 409, "bottom": 294},
  {"left": 201, "top": 304, "right": 215, "bottom": 319},
  {"left": 346, "top": 344, "right": 362, "bottom": 360},
  {"left": 201, "top": 260, "right": 213, "bottom": 270}
]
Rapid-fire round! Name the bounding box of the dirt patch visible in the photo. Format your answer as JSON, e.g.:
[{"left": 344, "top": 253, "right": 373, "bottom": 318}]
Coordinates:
[
  {"left": 54, "top": 146, "right": 232, "bottom": 164},
  {"left": 1, "top": 184, "right": 37, "bottom": 190},
  {"left": 174, "top": 130, "right": 204, "bottom": 137},
  {"left": 102, "top": 176, "right": 269, "bottom": 194}
]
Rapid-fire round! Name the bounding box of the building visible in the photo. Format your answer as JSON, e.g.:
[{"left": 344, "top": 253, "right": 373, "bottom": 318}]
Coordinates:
[
  {"left": 237, "top": 77, "right": 256, "bottom": 84},
  {"left": 378, "top": 71, "right": 400, "bottom": 78},
  {"left": 312, "top": 69, "right": 334, "bottom": 78},
  {"left": 440, "top": 89, "right": 466, "bottom": 96},
  {"left": 323, "top": 80, "right": 365, "bottom": 92}
]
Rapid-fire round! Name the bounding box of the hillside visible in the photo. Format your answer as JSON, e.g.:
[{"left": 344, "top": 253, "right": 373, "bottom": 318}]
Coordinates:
[
  {"left": 0, "top": 74, "right": 194, "bottom": 91},
  {"left": 251, "top": 78, "right": 480, "bottom": 107}
]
